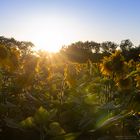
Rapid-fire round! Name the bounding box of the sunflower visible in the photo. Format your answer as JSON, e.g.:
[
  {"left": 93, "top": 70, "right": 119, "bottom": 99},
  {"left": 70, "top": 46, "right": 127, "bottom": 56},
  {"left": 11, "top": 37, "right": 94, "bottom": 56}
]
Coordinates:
[
  {"left": 100, "top": 51, "right": 125, "bottom": 76},
  {"left": 100, "top": 57, "right": 113, "bottom": 76},
  {"left": 110, "top": 51, "right": 125, "bottom": 74},
  {"left": 116, "top": 77, "right": 132, "bottom": 90},
  {"left": 0, "top": 45, "right": 8, "bottom": 60}
]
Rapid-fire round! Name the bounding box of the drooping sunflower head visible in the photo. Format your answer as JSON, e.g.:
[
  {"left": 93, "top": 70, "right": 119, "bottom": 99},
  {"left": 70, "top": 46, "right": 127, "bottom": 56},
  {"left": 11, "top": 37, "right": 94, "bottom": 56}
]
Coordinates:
[
  {"left": 116, "top": 77, "right": 132, "bottom": 90},
  {"left": 0, "top": 45, "right": 8, "bottom": 60},
  {"left": 100, "top": 51, "right": 125, "bottom": 76},
  {"left": 100, "top": 57, "right": 113, "bottom": 76},
  {"left": 110, "top": 51, "right": 125, "bottom": 74}
]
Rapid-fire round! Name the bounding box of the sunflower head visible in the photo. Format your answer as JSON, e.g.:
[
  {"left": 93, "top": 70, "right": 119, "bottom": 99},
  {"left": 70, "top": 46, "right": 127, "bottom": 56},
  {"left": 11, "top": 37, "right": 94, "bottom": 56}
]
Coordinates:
[
  {"left": 0, "top": 45, "right": 8, "bottom": 60},
  {"left": 100, "top": 51, "right": 125, "bottom": 76},
  {"left": 110, "top": 51, "right": 125, "bottom": 74},
  {"left": 100, "top": 57, "right": 113, "bottom": 76},
  {"left": 116, "top": 77, "right": 132, "bottom": 90}
]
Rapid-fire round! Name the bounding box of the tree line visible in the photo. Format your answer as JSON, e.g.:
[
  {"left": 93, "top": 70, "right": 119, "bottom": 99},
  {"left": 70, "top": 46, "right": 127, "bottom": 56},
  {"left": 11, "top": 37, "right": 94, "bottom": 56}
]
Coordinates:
[{"left": 61, "top": 39, "right": 140, "bottom": 62}]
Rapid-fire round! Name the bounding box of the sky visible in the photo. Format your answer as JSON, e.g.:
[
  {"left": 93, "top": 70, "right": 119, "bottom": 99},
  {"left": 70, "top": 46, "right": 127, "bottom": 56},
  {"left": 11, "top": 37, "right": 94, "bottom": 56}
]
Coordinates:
[{"left": 0, "top": 0, "right": 140, "bottom": 51}]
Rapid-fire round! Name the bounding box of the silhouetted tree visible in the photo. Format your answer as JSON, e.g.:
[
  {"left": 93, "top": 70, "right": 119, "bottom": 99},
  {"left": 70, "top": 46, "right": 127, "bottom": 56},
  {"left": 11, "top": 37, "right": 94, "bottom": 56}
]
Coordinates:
[
  {"left": 120, "top": 39, "right": 133, "bottom": 51},
  {"left": 101, "top": 41, "right": 118, "bottom": 54},
  {"left": 119, "top": 39, "right": 140, "bottom": 61},
  {"left": 0, "top": 36, "right": 34, "bottom": 55},
  {"left": 61, "top": 41, "right": 101, "bottom": 62}
]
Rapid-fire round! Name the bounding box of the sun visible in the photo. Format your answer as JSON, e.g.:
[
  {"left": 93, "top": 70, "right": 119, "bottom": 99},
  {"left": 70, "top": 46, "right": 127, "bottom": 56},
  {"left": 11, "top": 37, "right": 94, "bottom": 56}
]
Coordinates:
[
  {"left": 33, "top": 29, "right": 65, "bottom": 52},
  {"left": 34, "top": 39, "right": 62, "bottom": 53},
  {"left": 21, "top": 15, "right": 82, "bottom": 53},
  {"left": 32, "top": 32, "right": 64, "bottom": 53},
  {"left": 26, "top": 17, "right": 68, "bottom": 53}
]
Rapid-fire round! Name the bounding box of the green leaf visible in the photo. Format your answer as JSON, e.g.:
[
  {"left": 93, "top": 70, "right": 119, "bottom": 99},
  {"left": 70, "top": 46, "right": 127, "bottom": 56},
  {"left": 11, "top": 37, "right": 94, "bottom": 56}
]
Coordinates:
[
  {"left": 34, "top": 106, "right": 49, "bottom": 125},
  {"left": 20, "top": 117, "right": 34, "bottom": 128},
  {"left": 4, "top": 117, "right": 21, "bottom": 129},
  {"left": 49, "top": 122, "right": 65, "bottom": 136},
  {"left": 51, "top": 133, "right": 80, "bottom": 140},
  {"left": 89, "top": 111, "right": 133, "bottom": 132}
]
